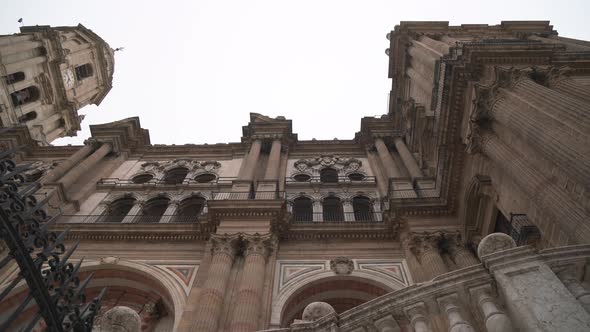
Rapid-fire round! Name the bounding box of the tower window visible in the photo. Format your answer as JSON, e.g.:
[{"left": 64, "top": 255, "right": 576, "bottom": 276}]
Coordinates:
[
  {"left": 75, "top": 63, "right": 94, "bottom": 80},
  {"left": 10, "top": 86, "right": 40, "bottom": 106},
  {"left": 5, "top": 72, "right": 25, "bottom": 85},
  {"left": 163, "top": 167, "right": 188, "bottom": 185},
  {"left": 18, "top": 111, "right": 37, "bottom": 123},
  {"left": 320, "top": 168, "right": 339, "bottom": 183}
]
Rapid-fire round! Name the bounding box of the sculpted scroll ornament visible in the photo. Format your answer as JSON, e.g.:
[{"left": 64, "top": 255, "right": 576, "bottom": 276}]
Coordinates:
[{"left": 293, "top": 155, "right": 362, "bottom": 174}]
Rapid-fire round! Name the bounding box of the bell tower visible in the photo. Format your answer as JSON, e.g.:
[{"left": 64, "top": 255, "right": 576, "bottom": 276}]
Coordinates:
[{"left": 0, "top": 24, "right": 114, "bottom": 145}]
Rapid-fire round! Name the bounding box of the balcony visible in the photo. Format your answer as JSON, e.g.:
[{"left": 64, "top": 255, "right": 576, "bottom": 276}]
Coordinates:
[
  {"left": 96, "top": 176, "right": 236, "bottom": 189},
  {"left": 211, "top": 191, "right": 285, "bottom": 200},
  {"left": 57, "top": 214, "right": 200, "bottom": 224},
  {"left": 285, "top": 175, "right": 376, "bottom": 186},
  {"left": 291, "top": 212, "right": 383, "bottom": 224}
]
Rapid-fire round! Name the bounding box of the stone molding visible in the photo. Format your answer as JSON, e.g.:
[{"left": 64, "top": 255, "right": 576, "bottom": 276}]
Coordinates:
[{"left": 292, "top": 155, "right": 363, "bottom": 176}]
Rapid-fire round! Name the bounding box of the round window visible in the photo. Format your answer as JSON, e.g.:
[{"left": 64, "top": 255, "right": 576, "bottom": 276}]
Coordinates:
[
  {"left": 194, "top": 173, "right": 217, "bottom": 183},
  {"left": 132, "top": 174, "right": 153, "bottom": 184},
  {"left": 347, "top": 173, "right": 365, "bottom": 181},
  {"left": 293, "top": 174, "right": 311, "bottom": 182}
]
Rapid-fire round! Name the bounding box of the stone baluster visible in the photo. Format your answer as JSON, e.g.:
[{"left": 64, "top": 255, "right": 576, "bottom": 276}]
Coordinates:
[
  {"left": 121, "top": 201, "right": 143, "bottom": 224},
  {"left": 57, "top": 142, "right": 113, "bottom": 191},
  {"left": 408, "top": 232, "right": 448, "bottom": 281},
  {"left": 475, "top": 132, "right": 590, "bottom": 244},
  {"left": 481, "top": 83, "right": 590, "bottom": 186},
  {"left": 191, "top": 235, "right": 239, "bottom": 332},
  {"left": 42, "top": 142, "right": 96, "bottom": 184},
  {"left": 374, "top": 138, "right": 402, "bottom": 179},
  {"left": 444, "top": 232, "right": 479, "bottom": 269},
  {"left": 394, "top": 137, "right": 423, "bottom": 180},
  {"left": 239, "top": 139, "right": 262, "bottom": 181},
  {"left": 228, "top": 234, "right": 273, "bottom": 332},
  {"left": 264, "top": 138, "right": 282, "bottom": 180},
  {"left": 438, "top": 294, "right": 475, "bottom": 332},
  {"left": 558, "top": 270, "right": 590, "bottom": 313},
  {"left": 404, "top": 303, "right": 432, "bottom": 332},
  {"left": 373, "top": 315, "right": 400, "bottom": 332},
  {"left": 470, "top": 285, "right": 514, "bottom": 332},
  {"left": 158, "top": 201, "right": 179, "bottom": 223}
]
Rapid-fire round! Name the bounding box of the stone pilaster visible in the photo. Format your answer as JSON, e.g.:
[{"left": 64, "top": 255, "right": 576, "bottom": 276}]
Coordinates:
[
  {"left": 41, "top": 142, "right": 95, "bottom": 184},
  {"left": 239, "top": 139, "right": 262, "bottom": 181},
  {"left": 437, "top": 294, "right": 475, "bottom": 332},
  {"left": 191, "top": 234, "right": 239, "bottom": 332},
  {"left": 394, "top": 137, "right": 423, "bottom": 179},
  {"left": 374, "top": 138, "right": 402, "bottom": 178},
  {"left": 228, "top": 234, "right": 274, "bottom": 332},
  {"left": 444, "top": 232, "right": 479, "bottom": 269},
  {"left": 58, "top": 142, "right": 112, "bottom": 191},
  {"left": 469, "top": 285, "right": 514, "bottom": 332},
  {"left": 404, "top": 302, "right": 432, "bottom": 332},
  {"left": 405, "top": 232, "right": 448, "bottom": 282},
  {"left": 264, "top": 139, "right": 282, "bottom": 180}
]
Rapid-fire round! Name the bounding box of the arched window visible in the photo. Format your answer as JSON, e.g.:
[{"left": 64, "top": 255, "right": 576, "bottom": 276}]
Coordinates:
[
  {"left": 10, "top": 86, "right": 40, "bottom": 106},
  {"left": 293, "top": 197, "right": 313, "bottom": 222},
  {"left": 75, "top": 63, "right": 93, "bottom": 80},
  {"left": 352, "top": 196, "right": 374, "bottom": 221},
  {"left": 18, "top": 111, "right": 37, "bottom": 124},
  {"left": 323, "top": 196, "right": 344, "bottom": 222},
  {"left": 163, "top": 167, "right": 188, "bottom": 185},
  {"left": 292, "top": 174, "right": 311, "bottom": 182},
  {"left": 131, "top": 173, "right": 153, "bottom": 184},
  {"left": 320, "top": 168, "right": 339, "bottom": 183},
  {"left": 141, "top": 197, "right": 170, "bottom": 223},
  {"left": 176, "top": 196, "right": 206, "bottom": 223},
  {"left": 5, "top": 72, "right": 25, "bottom": 85},
  {"left": 194, "top": 173, "right": 216, "bottom": 183},
  {"left": 102, "top": 197, "right": 136, "bottom": 223}
]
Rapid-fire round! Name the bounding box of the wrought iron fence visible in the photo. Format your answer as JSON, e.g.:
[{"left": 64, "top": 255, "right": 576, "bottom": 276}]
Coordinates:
[
  {"left": 285, "top": 175, "right": 377, "bottom": 185},
  {"left": 97, "top": 176, "right": 236, "bottom": 187},
  {"left": 0, "top": 149, "right": 104, "bottom": 331},
  {"left": 291, "top": 212, "right": 383, "bottom": 224},
  {"left": 57, "top": 215, "right": 200, "bottom": 224},
  {"left": 211, "top": 191, "right": 285, "bottom": 200},
  {"left": 509, "top": 214, "right": 541, "bottom": 246}
]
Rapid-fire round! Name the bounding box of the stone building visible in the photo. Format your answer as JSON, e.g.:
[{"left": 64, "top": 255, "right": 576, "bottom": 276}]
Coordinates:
[
  {"left": 0, "top": 24, "right": 114, "bottom": 145},
  {"left": 0, "top": 21, "right": 589, "bottom": 332}
]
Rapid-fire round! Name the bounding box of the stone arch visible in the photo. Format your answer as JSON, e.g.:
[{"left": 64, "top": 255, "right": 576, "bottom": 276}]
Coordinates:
[
  {"left": 103, "top": 192, "right": 145, "bottom": 205},
  {"left": 272, "top": 272, "right": 398, "bottom": 327}
]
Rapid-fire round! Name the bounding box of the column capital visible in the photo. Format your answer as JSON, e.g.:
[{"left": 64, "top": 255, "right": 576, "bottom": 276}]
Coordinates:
[
  {"left": 242, "top": 233, "right": 275, "bottom": 258},
  {"left": 404, "top": 231, "right": 443, "bottom": 261},
  {"left": 495, "top": 66, "right": 535, "bottom": 89},
  {"left": 209, "top": 234, "right": 240, "bottom": 259}
]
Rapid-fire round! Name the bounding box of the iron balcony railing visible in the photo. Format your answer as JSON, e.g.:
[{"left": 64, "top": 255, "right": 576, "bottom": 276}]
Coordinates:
[
  {"left": 58, "top": 215, "right": 200, "bottom": 224},
  {"left": 291, "top": 212, "right": 383, "bottom": 224},
  {"left": 285, "top": 175, "right": 377, "bottom": 185},
  {"left": 97, "top": 176, "right": 237, "bottom": 187},
  {"left": 211, "top": 191, "right": 286, "bottom": 200},
  {"left": 509, "top": 214, "right": 541, "bottom": 246}
]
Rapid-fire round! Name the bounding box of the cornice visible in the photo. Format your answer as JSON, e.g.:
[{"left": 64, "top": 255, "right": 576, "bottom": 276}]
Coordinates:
[{"left": 50, "top": 222, "right": 212, "bottom": 241}]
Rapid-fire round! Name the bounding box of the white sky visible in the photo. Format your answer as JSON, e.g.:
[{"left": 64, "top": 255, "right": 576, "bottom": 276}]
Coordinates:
[{"left": 2, "top": 0, "right": 589, "bottom": 145}]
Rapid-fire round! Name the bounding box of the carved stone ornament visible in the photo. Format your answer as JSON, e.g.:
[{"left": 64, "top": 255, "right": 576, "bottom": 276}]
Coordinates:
[
  {"left": 477, "top": 232, "right": 516, "bottom": 259},
  {"left": 100, "top": 256, "right": 120, "bottom": 265},
  {"left": 405, "top": 232, "right": 444, "bottom": 261},
  {"left": 21, "top": 160, "right": 55, "bottom": 180},
  {"left": 209, "top": 234, "right": 240, "bottom": 258},
  {"left": 94, "top": 306, "right": 141, "bottom": 332},
  {"left": 293, "top": 155, "right": 362, "bottom": 175},
  {"left": 301, "top": 302, "right": 336, "bottom": 322},
  {"left": 330, "top": 257, "right": 354, "bottom": 275},
  {"left": 242, "top": 234, "right": 274, "bottom": 258},
  {"left": 140, "top": 159, "right": 221, "bottom": 173}
]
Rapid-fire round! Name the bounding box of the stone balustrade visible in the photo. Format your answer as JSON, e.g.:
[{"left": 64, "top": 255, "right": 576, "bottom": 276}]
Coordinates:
[{"left": 260, "top": 238, "right": 590, "bottom": 332}]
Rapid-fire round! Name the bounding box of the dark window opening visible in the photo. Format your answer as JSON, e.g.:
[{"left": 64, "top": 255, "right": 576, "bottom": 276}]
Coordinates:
[
  {"left": 5, "top": 72, "right": 25, "bottom": 85},
  {"left": 18, "top": 111, "right": 37, "bottom": 124},
  {"left": 293, "top": 174, "right": 311, "bottom": 182},
  {"left": 141, "top": 197, "right": 170, "bottom": 222},
  {"left": 323, "top": 196, "right": 344, "bottom": 221},
  {"left": 347, "top": 173, "right": 365, "bottom": 181},
  {"left": 132, "top": 174, "right": 153, "bottom": 184},
  {"left": 75, "top": 63, "right": 93, "bottom": 80},
  {"left": 194, "top": 173, "right": 216, "bottom": 183},
  {"left": 10, "top": 86, "right": 40, "bottom": 106},
  {"left": 320, "top": 168, "right": 339, "bottom": 183},
  {"left": 178, "top": 197, "right": 205, "bottom": 216},
  {"left": 293, "top": 197, "right": 313, "bottom": 222},
  {"left": 494, "top": 210, "right": 511, "bottom": 235},
  {"left": 352, "top": 196, "right": 374, "bottom": 221},
  {"left": 103, "top": 197, "right": 136, "bottom": 223},
  {"left": 163, "top": 167, "right": 188, "bottom": 185}
]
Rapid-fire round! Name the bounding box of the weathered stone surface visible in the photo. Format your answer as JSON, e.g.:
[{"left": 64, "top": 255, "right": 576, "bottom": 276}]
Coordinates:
[{"left": 301, "top": 302, "right": 336, "bottom": 322}]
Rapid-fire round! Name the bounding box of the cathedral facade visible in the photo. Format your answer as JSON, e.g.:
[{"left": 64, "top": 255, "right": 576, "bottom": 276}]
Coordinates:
[{"left": 0, "top": 21, "right": 589, "bottom": 332}]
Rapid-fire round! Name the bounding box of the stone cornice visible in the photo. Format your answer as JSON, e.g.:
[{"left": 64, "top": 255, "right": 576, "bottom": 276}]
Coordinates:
[{"left": 50, "top": 222, "right": 211, "bottom": 241}]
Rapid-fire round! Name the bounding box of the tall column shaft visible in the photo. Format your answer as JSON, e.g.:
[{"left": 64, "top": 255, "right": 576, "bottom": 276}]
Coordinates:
[
  {"left": 492, "top": 94, "right": 590, "bottom": 187},
  {"left": 264, "top": 139, "right": 282, "bottom": 180},
  {"left": 407, "top": 232, "right": 448, "bottom": 282},
  {"left": 550, "top": 77, "right": 590, "bottom": 104},
  {"left": 229, "top": 235, "right": 271, "bottom": 332},
  {"left": 191, "top": 236, "right": 237, "bottom": 332},
  {"left": 240, "top": 140, "right": 262, "bottom": 181},
  {"left": 394, "top": 137, "right": 423, "bottom": 179},
  {"left": 481, "top": 133, "right": 590, "bottom": 243},
  {"left": 451, "top": 246, "right": 479, "bottom": 268},
  {"left": 42, "top": 143, "right": 94, "bottom": 184},
  {"left": 374, "top": 138, "right": 402, "bottom": 179},
  {"left": 58, "top": 142, "right": 112, "bottom": 190}
]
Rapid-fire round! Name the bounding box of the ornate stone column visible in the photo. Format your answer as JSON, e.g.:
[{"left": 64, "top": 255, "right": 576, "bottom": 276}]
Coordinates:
[
  {"left": 264, "top": 139, "right": 282, "bottom": 180},
  {"left": 58, "top": 142, "right": 113, "bottom": 191},
  {"left": 191, "top": 234, "right": 239, "bottom": 332},
  {"left": 407, "top": 232, "right": 448, "bottom": 281},
  {"left": 437, "top": 294, "right": 475, "bottom": 332},
  {"left": 404, "top": 303, "right": 432, "bottom": 332},
  {"left": 228, "top": 234, "right": 274, "bottom": 332},
  {"left": 471, "top": 131, "right": 590, "bottom": 244},
  {"left": 394, "top": 137, "right": 423, "bottom": 179},
  {"left": 374, "top": 138, "right": 402, "bottom": 179},
  {"left": 444, "top": 232, "right": 479, "bottom": 269},
  {"left": 558, "top": 270, "right": 590, "bottom": 313},
  {"left": 545, "top": 68, "right": 590, "bottom": 104},
  {"left": 41, "top": 142, "right": 95, "bottom": 184},
  {"left": 240, "top": 139, "right": 262, "bottom": 181},
  {"left": 470, "top": 285, "right": 514, "bottom": 332}
]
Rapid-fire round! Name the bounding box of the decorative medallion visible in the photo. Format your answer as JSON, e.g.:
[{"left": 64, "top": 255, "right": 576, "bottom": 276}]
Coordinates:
[{"left": 330, "top": 257, "right": 354, "bottom": 275}]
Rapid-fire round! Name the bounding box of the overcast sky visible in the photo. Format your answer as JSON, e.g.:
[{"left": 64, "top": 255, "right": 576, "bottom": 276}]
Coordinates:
[{"left": 2, "top": 1, "right": 589, "bottom": 145}]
